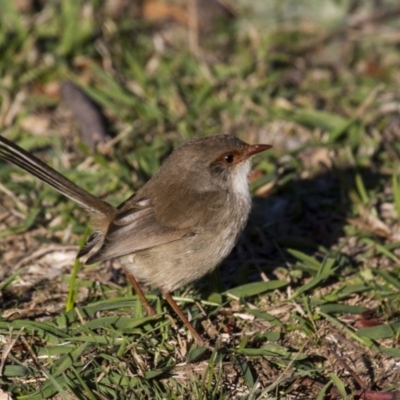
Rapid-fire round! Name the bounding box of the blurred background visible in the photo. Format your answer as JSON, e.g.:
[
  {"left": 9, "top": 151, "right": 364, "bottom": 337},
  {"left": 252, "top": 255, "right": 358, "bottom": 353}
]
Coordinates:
[
  {"left": 1, "top": 1, "right": 400, "bottom": 398},
  {"left": 2, "top": 0, "right": 400, "bottom": 285}
]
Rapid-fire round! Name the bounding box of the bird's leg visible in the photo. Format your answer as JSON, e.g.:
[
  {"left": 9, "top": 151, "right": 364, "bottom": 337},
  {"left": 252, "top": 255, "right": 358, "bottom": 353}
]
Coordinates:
[
  {"left": 124, "top": 270, "right": 156, "bottom": 316},
  {"left": 163, "top": 291, "right": 205, "bottom": 346}
]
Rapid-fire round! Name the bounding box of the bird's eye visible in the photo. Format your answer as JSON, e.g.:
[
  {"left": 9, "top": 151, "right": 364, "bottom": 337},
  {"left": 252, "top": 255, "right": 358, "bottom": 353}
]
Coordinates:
[{"left": 224, "top": 154, "right": 235, "bottom": 163}]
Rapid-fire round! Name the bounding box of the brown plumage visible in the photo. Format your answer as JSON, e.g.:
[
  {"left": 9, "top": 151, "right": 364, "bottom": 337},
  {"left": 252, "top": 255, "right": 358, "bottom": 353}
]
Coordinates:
[{"left": 0, "top": 134, "right": 271, "bottom": 344}]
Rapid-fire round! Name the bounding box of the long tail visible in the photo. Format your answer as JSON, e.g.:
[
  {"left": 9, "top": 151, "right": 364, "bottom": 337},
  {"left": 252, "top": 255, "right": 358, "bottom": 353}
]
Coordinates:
[{"left": 0, "top": 135, "right": 115, "bottom": 229}]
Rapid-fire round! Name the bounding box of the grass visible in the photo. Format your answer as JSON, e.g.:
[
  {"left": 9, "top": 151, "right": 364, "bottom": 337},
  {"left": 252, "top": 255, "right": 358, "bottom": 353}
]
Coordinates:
[{"left": 1, "top": 0, "right": 400, "bottom": 398}]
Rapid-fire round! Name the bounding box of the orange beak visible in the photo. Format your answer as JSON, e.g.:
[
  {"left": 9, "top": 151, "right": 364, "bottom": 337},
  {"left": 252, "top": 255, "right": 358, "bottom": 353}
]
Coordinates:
[{"left": 245, "top": 144, "right": 272, "bottom": 157}]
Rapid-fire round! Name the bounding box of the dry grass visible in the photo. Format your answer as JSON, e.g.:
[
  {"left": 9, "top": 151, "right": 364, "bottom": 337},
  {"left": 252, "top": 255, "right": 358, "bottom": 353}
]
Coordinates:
[{"left": 1, "top": 1, "right": 400, "bottom": 398}]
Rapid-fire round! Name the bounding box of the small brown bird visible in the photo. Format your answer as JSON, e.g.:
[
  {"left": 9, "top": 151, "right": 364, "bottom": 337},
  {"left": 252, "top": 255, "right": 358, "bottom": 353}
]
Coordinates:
[{"left": 0, "top": 134, "right": 271, "bottom": 344}]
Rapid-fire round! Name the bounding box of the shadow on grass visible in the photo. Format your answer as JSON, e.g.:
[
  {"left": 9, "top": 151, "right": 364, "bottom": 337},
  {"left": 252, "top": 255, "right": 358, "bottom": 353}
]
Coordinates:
[{"left": 208, "top": 165, "right": 388, "bottom": 293}]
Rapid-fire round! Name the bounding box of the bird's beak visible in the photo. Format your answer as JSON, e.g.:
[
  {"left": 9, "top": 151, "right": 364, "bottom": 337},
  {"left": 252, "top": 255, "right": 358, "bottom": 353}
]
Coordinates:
[{"left": 245, "top": 144, "right": 272, "bottom": 157}]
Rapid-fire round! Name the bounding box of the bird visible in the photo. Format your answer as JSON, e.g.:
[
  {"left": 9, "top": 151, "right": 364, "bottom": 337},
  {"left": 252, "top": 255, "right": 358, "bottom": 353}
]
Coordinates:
[{"left": 0, "top": 134, "right": 271, "bottom": 344}]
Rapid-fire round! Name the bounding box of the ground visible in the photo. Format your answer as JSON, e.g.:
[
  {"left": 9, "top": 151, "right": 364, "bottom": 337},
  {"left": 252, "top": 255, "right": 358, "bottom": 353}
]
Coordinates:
[{"left": 1, "top": 1, "right": 400, "bottom": 399}]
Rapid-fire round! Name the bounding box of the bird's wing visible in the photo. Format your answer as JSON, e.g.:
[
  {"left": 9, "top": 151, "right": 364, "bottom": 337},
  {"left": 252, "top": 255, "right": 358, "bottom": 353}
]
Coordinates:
[{"left": 84, "top": 197, "right": 192, "bottom": 264}]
